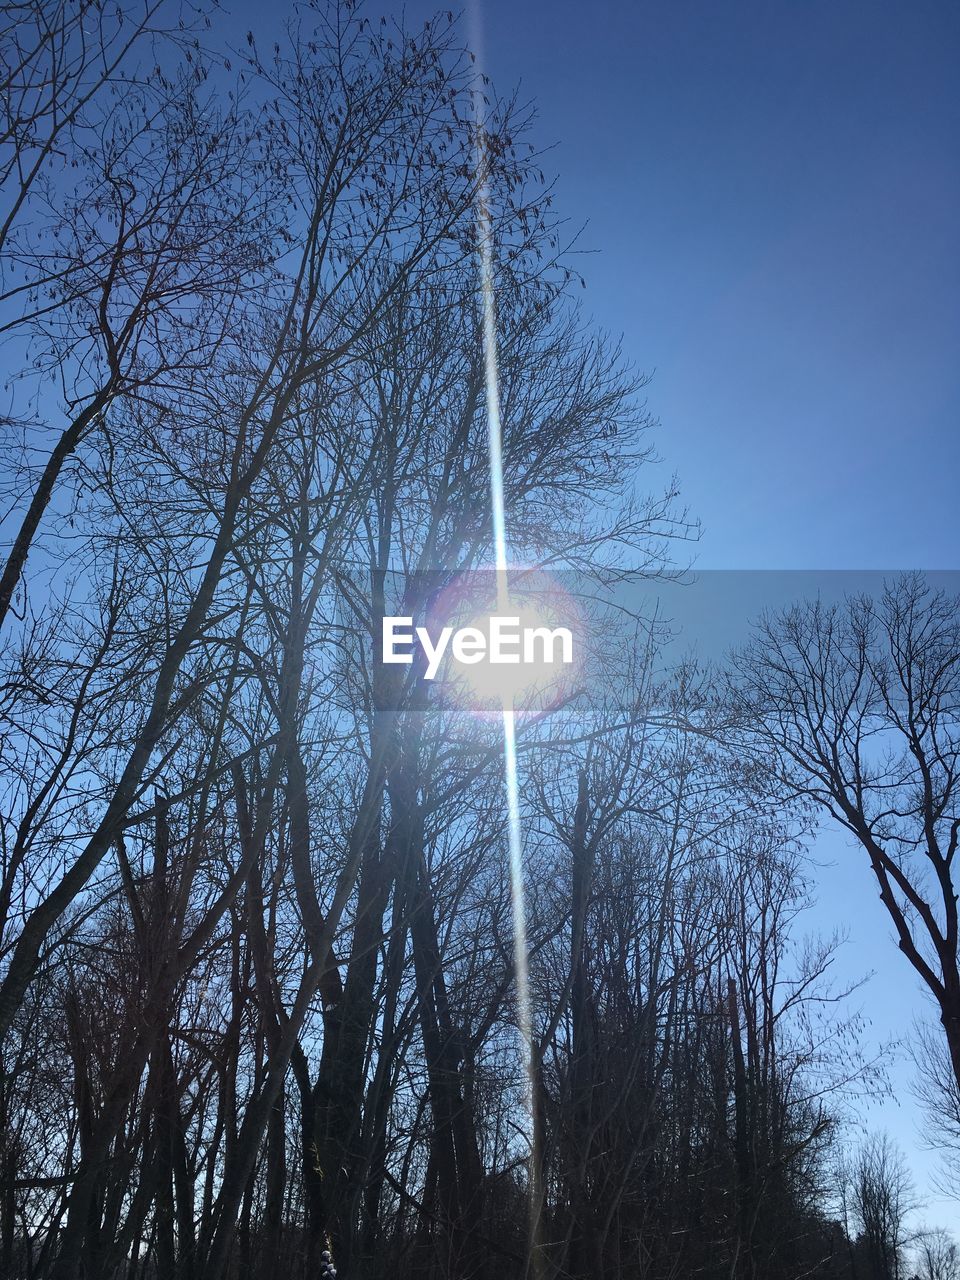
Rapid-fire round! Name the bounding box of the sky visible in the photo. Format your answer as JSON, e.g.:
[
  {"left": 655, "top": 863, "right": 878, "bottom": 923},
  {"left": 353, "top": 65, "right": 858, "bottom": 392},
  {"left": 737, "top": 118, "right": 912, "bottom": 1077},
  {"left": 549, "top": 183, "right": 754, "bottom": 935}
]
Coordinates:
[
  {"left": 446, "top": 0, "right": 960, "bottom": 570},
  {"left": 229, "top": 0, "right": 960, "bottom": 1226},
  {"left": 231, "top": 0, "right": 960, "bottom": 568},
  {"left": 438, "top": 0, "right": 960, "bottom": 1225},
  {"left": 397, "top": 0, "right": 958, "bottom": 1223}
]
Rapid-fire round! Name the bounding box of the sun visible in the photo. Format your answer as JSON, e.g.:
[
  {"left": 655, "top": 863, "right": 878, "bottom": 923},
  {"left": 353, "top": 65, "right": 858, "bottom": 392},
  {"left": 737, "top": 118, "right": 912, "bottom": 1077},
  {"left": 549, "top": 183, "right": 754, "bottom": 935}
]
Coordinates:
[{"left": 429, "top": 570, "right": 583, "bottom": 720}]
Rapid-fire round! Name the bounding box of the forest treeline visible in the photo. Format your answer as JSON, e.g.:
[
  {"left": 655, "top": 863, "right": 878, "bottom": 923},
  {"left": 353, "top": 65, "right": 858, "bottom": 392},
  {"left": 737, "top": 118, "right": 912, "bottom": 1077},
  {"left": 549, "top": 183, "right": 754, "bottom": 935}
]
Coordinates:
[{"left": 1, "top": 3, "right": 958, "bottom": 1278}]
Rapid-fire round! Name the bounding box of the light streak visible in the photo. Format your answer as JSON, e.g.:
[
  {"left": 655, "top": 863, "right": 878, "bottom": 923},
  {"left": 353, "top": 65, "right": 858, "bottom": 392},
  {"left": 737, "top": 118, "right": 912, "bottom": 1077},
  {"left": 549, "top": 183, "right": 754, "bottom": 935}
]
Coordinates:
[{"left": 474, "top": 113, "right": 543, "bottom": 1276}]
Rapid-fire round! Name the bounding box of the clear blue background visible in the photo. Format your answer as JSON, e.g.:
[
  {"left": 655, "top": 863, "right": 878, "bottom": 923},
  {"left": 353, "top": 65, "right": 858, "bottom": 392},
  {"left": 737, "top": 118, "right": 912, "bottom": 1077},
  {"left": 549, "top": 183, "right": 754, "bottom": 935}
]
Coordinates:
[{"left": 454, "top": 0, "right": 960, "bottom": 570}]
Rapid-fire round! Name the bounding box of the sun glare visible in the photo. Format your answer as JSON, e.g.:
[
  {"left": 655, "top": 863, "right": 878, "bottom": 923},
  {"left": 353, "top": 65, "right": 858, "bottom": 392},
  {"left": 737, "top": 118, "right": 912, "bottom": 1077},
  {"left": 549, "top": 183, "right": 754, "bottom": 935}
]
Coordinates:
[{"left": 425, "top": 571, "right": 581, "bottom": 720}]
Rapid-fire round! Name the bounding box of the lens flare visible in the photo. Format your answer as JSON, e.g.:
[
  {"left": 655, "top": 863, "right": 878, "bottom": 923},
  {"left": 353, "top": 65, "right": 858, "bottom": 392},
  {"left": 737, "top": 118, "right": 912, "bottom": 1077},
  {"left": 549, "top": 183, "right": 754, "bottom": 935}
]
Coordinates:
[
  {"left": 474, "top": 103, "right": 544, "bottom": 1270},
  {"left": 428, "top": 570, "right": 582, "bottom": 719}
]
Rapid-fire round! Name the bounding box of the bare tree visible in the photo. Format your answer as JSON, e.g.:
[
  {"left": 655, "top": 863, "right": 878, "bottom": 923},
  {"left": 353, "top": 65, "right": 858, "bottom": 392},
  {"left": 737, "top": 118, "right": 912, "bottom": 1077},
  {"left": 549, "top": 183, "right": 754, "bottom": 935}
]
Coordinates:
[
  {"left": 913, "top": 1017, "right": 960, "bottom": 1194},
  {"left": 0, "top": 1, "right": 222, "bottom": 627},
  {"left": 847, "top": 1134, "right": 916, "bottom": 1280},
  {"left": 917, "top": 1227, "right": 960, "bottom": 1280},
  {"left": 735, "top": 575, "right": 960, "bottom": 1094},
  {"left": 0, "top": 0, "right": 193, "bottom": 258},
  {"left": 0, "top": 2, "right": 518, "bottom": 1050},
  {"left": 5, "top": 8, "right": 952, "bottom": 1280}
]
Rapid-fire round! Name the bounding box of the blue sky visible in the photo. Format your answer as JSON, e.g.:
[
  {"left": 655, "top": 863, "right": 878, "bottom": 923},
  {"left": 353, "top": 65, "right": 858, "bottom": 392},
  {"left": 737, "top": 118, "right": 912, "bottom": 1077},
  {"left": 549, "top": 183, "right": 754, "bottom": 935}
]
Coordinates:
[
  {"left": 458, "top": 0, "right": 960, "bottom": 570},
  {"left": 233, "top": 0, "right": 960, "bottom": 1224},
  {"left": 235, "top": 0, "right": 960, "bottom": 567},
  {"left": 465, "top": 0, "right": 958, "bottom": 1226},
  {"left": 440, "top": 0, "right": 959, "bottom": 1223},
  {"left": 400, "top": 0, "right": 958, "bottom": 1221}
]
